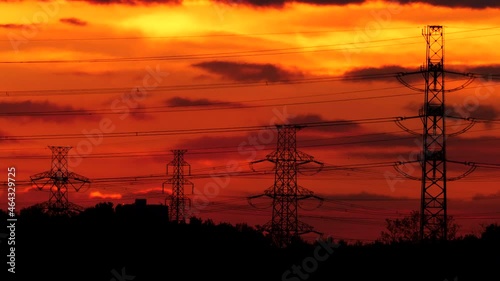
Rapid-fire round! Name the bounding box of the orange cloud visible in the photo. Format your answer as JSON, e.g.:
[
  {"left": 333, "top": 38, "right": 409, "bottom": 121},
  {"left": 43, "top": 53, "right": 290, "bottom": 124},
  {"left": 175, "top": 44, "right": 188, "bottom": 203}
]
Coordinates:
[
  {"left": 20, "top": 185, "right": 40, "bottom": 193},
  {"left": 133, "top": 187, "right": 165, "bottom": 195},
  {"left": 89, "top": 191, "right": 122, "bottom": 199},
  {"left": 59, "top": 18, "right": 88, "bottom": 26}
]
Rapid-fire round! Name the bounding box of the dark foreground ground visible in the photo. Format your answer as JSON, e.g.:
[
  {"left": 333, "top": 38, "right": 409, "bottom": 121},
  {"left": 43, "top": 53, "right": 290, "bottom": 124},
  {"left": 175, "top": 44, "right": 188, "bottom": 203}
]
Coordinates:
[{"left": 1, "top": 204, "right": 499, "bottom": 281}]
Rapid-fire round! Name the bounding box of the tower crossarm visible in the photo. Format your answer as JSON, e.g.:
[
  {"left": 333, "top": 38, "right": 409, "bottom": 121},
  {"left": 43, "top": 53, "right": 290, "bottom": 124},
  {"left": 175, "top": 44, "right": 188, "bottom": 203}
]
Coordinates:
[{"left": 30, "top": 171, "right": 54, "bottom": 190}]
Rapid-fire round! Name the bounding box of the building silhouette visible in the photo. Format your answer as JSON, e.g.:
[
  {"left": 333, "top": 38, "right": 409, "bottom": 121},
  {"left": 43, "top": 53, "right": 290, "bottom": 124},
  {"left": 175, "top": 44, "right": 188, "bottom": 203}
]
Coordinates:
[{"left": 115, "top": 198, "right": 169, "bottom": 222}]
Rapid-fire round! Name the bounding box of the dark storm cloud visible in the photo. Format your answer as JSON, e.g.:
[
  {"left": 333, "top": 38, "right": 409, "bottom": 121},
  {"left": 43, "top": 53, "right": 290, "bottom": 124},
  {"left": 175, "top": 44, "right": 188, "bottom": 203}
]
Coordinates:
[
  {"left": 321, "top": 191, "right": 416, "bottom": 201},
  {"left": 174, "top": 125, "right": 407, "bottom": 162},
  {"left": 343, "top": 64, "right": 500, "bottom": 84},
  {"left": 447, "top": 136, "right": 500, "bottom": 161},
  {"left": 307, "top": 132, "right": 417, "bottom": 151},
  {"left": 288, "top": 114, "right": 362, "bottom": 133},
  {"left": 448, "top": 105, "right": 500, "bottom": 120},
  {"left": 404, "top": 102, "right": 500, "bottom": 119},
  {"left": 300, "top": 0, "right": 363, "bottom": 4},
  {"left": 51, "top": 70, "right": 116, "bottom": 77},
  {"left": 462, "top": 65, "right": 500, "bottom": 81},
  {"left": 164, "top": 134, "right": 273, "bottom": 163},
  {"left": 128, "top": 104, "right": 155, "bottom": 120},
  {"left": 397, "top": 0, "right": 500, "bottom": 9},
  {"left": 176, "top": 135, "right": 271, "bottom": 150},
  {"left": 191, "top": 61, "right": 304, "bottom": 82},
  {"left": 0, "top": 100, "right": 98, "bottom": 123},
  {"left": 0, "top": 24, "right": 29, "bottom": 29},
  {"left": 472, "top": 191, "right": 500, "bottom": 201},
  {"left": 403, "top": 102, "right": 422, "bottom": 113},
  {"left": 346, "top": 135, "right": 500, "bottom": 164},
  {"left": 219, "top": 0, "right": 499, "bottom": 8},
  {"left": 164, "top": 97, "right": 243, "bottom": 107},
  {"left": 67, "top": 0, "right": 180, "bottom": 5},
  {"left": 1, "top": 0, "right": 498, "bottom": 8},
  {"left": 170, "top": 124, "right": 500, "bottom": 165},
  {"left": 343, "top": 65, "right": 413, "bottom": 77},
  {"left": 215, "top": 0, "right": 363, "bottom": 7},
  {"left": 59, "top": 18, "right": 88, "bottom": 26},
  {"left": 0, "top": 130, "right": 12, "bottom": 140},
  {"left": 342, "top": 65, "right": 422, "bottom": 83}
]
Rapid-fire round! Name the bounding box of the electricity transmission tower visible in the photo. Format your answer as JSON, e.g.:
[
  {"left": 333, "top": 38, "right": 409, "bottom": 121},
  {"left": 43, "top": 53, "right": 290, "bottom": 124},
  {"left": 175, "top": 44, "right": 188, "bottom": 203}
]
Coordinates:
[
  {"left": 162, "top": 149, "right": 193, "bottom": 223},
  {"left": 30, "top": 146, "right": 91, "bottom": 215},
  {"left": 395, "top": 25, "right": 476, "bottom": 240},
  {"left": 248, "top": 124, "right": 323, "bottom": 248}
]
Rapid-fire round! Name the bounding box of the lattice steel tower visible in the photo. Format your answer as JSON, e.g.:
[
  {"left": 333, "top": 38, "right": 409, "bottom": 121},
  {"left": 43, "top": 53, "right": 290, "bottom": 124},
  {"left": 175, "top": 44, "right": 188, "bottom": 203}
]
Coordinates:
[
  {"left": 419, "top": 25, "right": 448, "bottom": 240},
  {"left": 249, "top": 125, "right": 322, "bottom": 248},
  {"left": 30, "top": 146, "right": 91, "bottom": 215},
  {"left": 395, "top": 25, "right": 476, "bottom": 241},
  {"left": 163, "top": 150, "right": 193, "bottom": 223}
]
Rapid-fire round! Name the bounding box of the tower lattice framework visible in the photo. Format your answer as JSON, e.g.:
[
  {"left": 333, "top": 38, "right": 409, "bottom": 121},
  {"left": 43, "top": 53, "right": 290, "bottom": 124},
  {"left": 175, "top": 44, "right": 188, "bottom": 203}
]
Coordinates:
[
  {"left": 249, "top": 125, "right": 322, "bottom": 248},
  {"left": 395, "top": 25, "right": 476, "bottom": 241},
  {"left": 163, "top": 149, "right": 193, "bottom": 223},
  {"left": 418, "top": 25, "right": 448, "bottom": 240},
  {"left": 30, "top": 146, "right": 90, "bottom": 215}
]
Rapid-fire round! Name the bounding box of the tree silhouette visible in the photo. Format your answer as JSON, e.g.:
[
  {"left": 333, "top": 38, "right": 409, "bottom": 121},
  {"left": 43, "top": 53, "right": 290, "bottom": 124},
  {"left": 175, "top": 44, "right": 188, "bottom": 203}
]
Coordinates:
[
  {"left": 2, "top": 204, "right": 500, "bottom": 281},
  {"left": 379, "top": 210, "right": 460, "bottom": 243},
  {"left": 481, "top": 223, "right": 500, "bottom": 243}
]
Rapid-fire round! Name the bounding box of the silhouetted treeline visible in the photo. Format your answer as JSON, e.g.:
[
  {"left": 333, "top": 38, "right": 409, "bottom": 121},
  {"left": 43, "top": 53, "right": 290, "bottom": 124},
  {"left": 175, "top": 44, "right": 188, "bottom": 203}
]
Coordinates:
[{"left": 1, "top": 203, "right": 499, "bottom": 281}]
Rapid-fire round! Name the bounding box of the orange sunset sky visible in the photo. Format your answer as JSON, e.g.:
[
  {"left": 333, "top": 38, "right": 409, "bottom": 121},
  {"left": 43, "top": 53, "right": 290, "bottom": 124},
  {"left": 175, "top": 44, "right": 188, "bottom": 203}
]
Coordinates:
[{"left": 1, "top": 0, "right": 500, "bottom": 242}]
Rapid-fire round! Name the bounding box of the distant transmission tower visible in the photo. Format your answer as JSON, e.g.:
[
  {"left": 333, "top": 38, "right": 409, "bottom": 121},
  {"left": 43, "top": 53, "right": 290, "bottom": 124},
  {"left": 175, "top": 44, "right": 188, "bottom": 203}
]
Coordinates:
[
  {"left": 249, "top": 125, "right": 323, "bottom": 248},
  {"left": 30, "top": 146, "right": 91, "bottom": 215},
  {"left": 162, "top": 149, "right": 193, "bottom": 223},
  {"left": 395, "top": 25, "right": 476, "bottom": 240}
]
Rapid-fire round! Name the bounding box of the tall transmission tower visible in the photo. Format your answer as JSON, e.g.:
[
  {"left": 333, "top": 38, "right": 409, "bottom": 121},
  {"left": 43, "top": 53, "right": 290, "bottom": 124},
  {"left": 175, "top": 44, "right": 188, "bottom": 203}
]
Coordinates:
[
  {"left": 248, "top": 124, "right": 323, "bottom": 248},
  {"left": 30, "top": 146, "right": 91, "bottom": 215},
  {"left": 419, "top": 25, "right": 448, "bottom": 240},
  {"left": 162, "top": 149, "right": 193, "bottom": 223},
  {"left": 395, "top": 25, "right": 476, "bottom": 240}
]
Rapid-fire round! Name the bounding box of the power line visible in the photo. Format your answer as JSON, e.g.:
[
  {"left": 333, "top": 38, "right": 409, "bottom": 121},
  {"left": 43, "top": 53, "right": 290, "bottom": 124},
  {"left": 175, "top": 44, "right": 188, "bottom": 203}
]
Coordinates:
[
  {"left": 0, "top": 126, "right": 421, "bottom": 159},
  {"left": 0, "top": 68, "right": 487, "bottom": 98},
  {"left": 1, "top": 30, "right": 499, "bottom": 64},
  {"left": 0, "top": 116, "right": 398, "bottom": 141},
  {"left": 0, "top": 92, "right": 421, "bottom": 116},
  {"left": 3, "top": 123, "right": 500, "bottom": 164},
  {"left": 0, "top": 27, "right": 421, "bottom": 42},
  {"left": 1, "top": 26, "right": 496, "bottom": 43},
  {"left": 0, "top": 35, "right": 423, "bottom": 64},
  {"left": 0, "top": 72, "right": 405, "bottom": 97}
]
